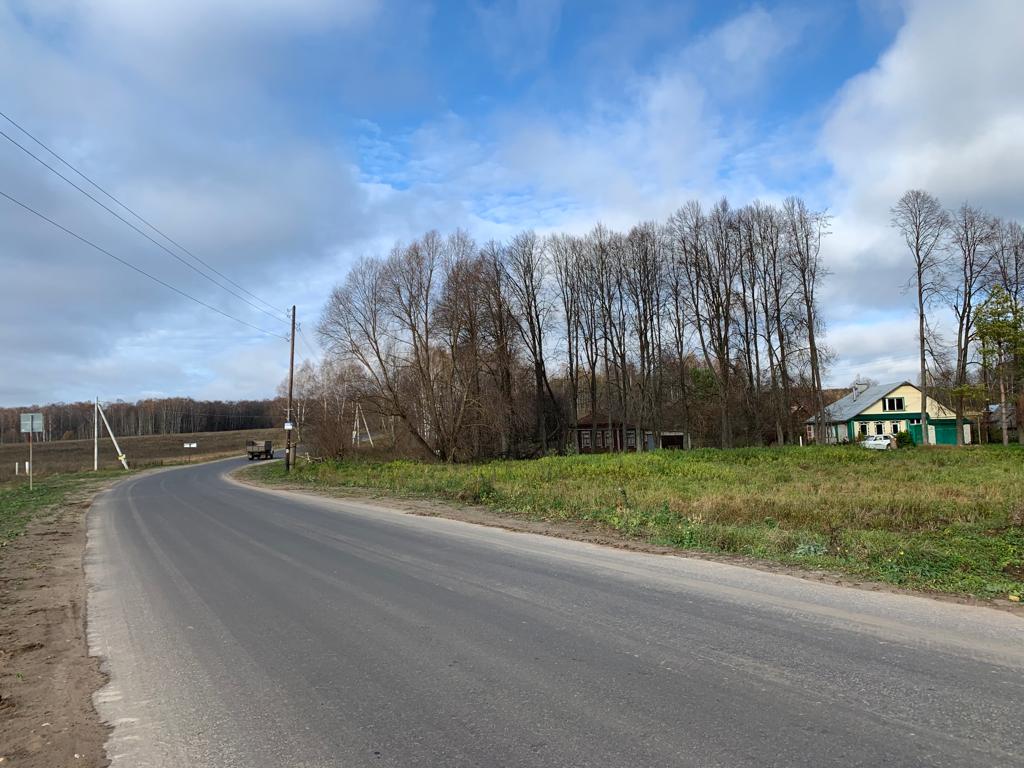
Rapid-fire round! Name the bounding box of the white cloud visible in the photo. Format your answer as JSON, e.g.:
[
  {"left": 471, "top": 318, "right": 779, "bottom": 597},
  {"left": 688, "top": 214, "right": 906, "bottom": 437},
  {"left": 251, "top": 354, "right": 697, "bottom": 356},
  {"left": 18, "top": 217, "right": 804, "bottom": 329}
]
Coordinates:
[
  {"left": 474, "top": 0, "right": 563, "bottom": 74},
  {"left": 683, "top": 4, "right": 809, "bottom": 96},
  {"left": 818, "top": 0, "right": 1024, "bottom": 383},
  {"left": 400, "top": 4, "right": 815, "bottom": 233}
]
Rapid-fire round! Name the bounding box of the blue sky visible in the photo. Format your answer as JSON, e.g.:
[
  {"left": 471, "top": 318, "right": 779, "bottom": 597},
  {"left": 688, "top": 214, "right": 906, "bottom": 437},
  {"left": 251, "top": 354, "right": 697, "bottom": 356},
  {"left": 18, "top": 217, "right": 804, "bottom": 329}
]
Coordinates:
[{"left": 1, "top": 0, "right": 1022, "bottom": 405}]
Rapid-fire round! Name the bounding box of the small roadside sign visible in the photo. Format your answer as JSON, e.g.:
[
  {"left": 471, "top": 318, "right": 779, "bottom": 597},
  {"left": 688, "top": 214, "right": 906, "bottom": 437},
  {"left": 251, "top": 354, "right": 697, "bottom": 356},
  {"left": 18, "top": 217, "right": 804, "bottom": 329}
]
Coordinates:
[
  {"left": 20, "top": 413, "right": 43, "bottom": 433},
  {"left": 183, "top": 442, "right": 198, "bottom": 449},
  {"left": 20, "top": 413, "right": 43, "bottom": 491},
  {"left": 284, "top": 421, "right": 295, "bottom": 431}
]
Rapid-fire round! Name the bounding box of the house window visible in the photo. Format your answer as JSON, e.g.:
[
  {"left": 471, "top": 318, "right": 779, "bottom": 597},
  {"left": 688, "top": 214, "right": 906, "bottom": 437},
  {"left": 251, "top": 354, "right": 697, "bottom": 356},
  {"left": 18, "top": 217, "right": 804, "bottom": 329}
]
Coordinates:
[
  {"left": 581, "top": 431, "right": 591, "bottom": 448},
  {"left": 859, "top": 422, "right": 868, "bottom": 436},
  {"left": 875, "top": 422, "right": 884, "bottom": 435},
  {"left": 910, "top": 418, "right": 921, "bottom": 425},
  {"left": 626, "top": 430, "right": 636, "bottom": 448},
  {"left": 882, "top": 397, "right": 905, "bottom": 412},
  {"left": 605, "top": 430, "right": 612, "bottom": 448},
  {"left": 596, "top": 431, "right": 603, "bottom": 448}
]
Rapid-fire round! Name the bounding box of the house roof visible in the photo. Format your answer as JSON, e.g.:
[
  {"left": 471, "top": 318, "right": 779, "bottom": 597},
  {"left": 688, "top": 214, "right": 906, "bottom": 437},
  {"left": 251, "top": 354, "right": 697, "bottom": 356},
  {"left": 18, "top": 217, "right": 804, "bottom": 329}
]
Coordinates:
[{"left": 807, "top": 381, "right": 911, "bottom": 424}]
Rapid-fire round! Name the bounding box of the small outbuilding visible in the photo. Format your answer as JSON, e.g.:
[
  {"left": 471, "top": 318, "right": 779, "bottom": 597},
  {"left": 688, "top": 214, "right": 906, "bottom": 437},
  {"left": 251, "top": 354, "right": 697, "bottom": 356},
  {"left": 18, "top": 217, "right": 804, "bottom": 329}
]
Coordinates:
[
  {"left": 572, "top": 415, "right": 689, "bottom": 452},
  {"left": 806, "top": 381, "right": 971, "bottom": 445}
]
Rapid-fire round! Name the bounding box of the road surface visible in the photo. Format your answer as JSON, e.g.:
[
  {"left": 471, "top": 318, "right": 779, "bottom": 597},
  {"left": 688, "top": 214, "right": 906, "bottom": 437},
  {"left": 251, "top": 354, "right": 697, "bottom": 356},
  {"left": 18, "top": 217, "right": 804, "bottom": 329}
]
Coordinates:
[{"left": 86, "top": 459, "right": 1024, "bottom": 767}]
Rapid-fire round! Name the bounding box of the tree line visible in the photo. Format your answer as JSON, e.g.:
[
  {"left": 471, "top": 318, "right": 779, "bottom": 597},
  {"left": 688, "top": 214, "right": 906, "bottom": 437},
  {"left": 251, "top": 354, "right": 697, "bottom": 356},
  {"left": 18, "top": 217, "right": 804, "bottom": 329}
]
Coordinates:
[
  {"left": 312, "top": 197, "right": 835, "bottom": 460},
  {"left": 0, "top": 397, "right": 279, "bottom": 444},
  {"left": 893, "top": 190, "right": 1023, "bottom": 445}
]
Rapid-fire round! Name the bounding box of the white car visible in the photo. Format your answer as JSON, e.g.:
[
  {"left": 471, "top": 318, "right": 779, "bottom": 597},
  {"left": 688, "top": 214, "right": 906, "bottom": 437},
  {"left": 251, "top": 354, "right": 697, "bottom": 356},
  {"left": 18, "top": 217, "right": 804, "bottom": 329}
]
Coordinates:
[{"left": 860, "top": 434, "right": 895, "bottom": 450}]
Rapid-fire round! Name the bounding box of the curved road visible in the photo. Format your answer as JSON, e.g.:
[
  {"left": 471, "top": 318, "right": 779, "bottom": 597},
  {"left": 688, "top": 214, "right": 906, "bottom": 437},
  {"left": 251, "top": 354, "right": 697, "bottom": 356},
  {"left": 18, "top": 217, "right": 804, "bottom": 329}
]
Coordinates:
[{"left": 86, "top": 458, "right": 1024, "bottom": 767}]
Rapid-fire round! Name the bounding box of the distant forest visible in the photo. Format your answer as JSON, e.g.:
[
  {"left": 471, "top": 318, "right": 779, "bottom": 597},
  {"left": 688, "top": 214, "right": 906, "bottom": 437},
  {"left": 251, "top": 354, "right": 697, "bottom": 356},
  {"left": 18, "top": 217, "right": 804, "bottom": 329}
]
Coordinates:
[{"left": 0, "top": 397, "right": 280, "bottom": 444}]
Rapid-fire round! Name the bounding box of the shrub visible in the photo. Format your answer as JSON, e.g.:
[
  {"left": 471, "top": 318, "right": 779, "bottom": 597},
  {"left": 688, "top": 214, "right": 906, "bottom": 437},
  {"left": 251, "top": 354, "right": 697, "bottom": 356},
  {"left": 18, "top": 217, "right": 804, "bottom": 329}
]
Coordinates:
[{"left": 895, "top": 430, "right": 915, "bottom": 448}]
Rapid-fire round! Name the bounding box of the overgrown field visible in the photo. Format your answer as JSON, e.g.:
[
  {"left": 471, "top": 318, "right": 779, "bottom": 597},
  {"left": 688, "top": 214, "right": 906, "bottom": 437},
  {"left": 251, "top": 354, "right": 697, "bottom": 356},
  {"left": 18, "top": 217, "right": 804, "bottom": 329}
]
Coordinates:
[
  {"left": 246, "top": 446, "right": 1024, "bottom": 599},
  {"left": 0, "top": 427, "right": 279, "bottom": 482}
]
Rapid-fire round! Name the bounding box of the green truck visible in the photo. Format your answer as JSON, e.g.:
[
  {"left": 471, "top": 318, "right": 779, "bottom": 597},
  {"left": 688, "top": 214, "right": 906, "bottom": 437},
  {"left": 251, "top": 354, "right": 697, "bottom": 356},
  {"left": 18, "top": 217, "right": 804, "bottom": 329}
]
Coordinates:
[{"left": 246, "top": 440, "right": 274, "bottom": 460}]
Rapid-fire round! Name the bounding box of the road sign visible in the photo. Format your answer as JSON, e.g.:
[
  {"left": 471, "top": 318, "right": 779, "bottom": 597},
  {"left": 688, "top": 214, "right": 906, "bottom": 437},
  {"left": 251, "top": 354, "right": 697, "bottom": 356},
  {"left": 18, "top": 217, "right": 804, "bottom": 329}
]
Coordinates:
[
  {"left": 183, "top": 442, "right": 198, "bottom": 449},
  {"left": 284, "top": 421, "right": 294, "bottom": 431},
  {"left": 20, "top": 413, "right": 43, "bottom": 491},
  {"left": 20, "top": 413, "right": 43, "bottom": 433}
]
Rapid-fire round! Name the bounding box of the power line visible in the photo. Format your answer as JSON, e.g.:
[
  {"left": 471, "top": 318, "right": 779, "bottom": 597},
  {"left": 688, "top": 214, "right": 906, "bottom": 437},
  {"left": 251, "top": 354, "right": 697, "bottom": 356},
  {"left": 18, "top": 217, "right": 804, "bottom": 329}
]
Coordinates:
[
  {"left": 0, "top": 187, "right": 289, "bottom": 341},
  {"left": 0, "top": 112, "right": 288, "bottom": 322},
  {"left": 297, "top": 325, "right": 323, "bottom": 364}
]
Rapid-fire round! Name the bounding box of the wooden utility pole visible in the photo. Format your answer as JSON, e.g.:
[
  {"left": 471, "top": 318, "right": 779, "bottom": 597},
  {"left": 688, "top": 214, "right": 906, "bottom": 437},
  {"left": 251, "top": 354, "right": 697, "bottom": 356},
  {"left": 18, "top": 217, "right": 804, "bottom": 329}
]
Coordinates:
[
  {"left": 94, "top": 397, "right": 99, "bottom": 471},
  {"left": 285, "top": 305, "right": 296, "bottom": 473}
]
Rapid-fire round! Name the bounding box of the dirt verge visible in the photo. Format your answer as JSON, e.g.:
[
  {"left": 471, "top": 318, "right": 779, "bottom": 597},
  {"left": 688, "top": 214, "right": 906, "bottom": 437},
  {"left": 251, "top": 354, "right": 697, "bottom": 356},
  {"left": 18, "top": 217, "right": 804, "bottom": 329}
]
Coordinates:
[
  {"left": 0, "top": 483, "right": 115, "bottom": 767},
  {"left": 232, "top": 471, "right": 1024, "bottom": 616}
]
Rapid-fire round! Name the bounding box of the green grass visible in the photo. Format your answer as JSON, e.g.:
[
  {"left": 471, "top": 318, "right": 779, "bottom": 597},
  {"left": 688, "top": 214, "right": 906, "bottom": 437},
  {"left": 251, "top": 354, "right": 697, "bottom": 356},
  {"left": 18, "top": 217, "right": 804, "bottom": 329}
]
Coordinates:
[
  {"left": 244, "top": 446, "right": 1024, "bottom": 599},
  {"left": 0, "top": 470, "right": 126, "bottom": 548}
]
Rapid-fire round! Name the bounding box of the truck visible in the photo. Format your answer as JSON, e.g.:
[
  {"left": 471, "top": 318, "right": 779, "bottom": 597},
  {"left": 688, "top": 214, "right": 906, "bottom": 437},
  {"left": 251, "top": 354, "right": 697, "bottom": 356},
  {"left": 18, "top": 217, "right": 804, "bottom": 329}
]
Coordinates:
[{"left": 246, "top": 439, "right": 274, "bottom": 460}]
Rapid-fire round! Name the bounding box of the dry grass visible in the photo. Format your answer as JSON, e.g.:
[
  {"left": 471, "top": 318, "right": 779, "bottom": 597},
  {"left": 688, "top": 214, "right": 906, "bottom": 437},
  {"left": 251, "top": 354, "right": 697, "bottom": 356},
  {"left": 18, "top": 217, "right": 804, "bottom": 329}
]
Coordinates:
[{"left": 0, "top": 427, "right": 280, "bottom": 482}]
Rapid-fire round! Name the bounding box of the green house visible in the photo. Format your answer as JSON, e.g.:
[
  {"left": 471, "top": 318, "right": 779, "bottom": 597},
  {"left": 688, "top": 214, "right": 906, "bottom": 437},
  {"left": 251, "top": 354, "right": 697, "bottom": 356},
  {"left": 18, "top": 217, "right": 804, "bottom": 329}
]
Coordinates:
[{"left": 807, "top": 381, "right": 971, "bottom": 445}]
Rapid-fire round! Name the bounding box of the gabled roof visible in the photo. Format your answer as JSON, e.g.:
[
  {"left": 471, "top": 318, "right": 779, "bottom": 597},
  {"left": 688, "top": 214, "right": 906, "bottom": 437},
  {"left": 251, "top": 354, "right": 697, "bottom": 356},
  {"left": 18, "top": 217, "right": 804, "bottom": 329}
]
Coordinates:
[{"left": 808, "top": 381, "right": 912, "bottom": 424}]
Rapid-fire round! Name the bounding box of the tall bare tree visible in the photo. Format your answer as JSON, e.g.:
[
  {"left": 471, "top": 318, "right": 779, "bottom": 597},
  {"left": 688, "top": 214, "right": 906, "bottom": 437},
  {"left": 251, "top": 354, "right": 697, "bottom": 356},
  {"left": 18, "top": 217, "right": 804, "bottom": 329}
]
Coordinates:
[
  {"left": 946, "top": 203, "right": 997, "bottom": 444},
  {"left": 891, "top": 190, "right": 948, "bottom": 445},
  {"left": 505, "top": 230, "right": 557, "bottom": 453},
  {"left": 784, "top": 197, "right": 831, "bottom": 444},
  {"left": 550, "top": 233, "right": 585, "bottom": 438}
]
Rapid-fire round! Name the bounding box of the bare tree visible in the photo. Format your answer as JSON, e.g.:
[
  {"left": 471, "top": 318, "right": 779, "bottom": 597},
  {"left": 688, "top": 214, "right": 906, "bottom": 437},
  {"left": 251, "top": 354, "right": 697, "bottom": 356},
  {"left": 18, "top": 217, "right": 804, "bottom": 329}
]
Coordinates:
[
  {"left": 995, "top": 221, "right": 1024, "bottom": 444},
  {"left": 550, "top": 233, "right": 585, "bottom": 438},
  {"left": 751, "top": 201, "right": 795, "bottom": 444},
  {"left": 946, "top": 203, "right": 997, "bottom": 444},
  {"left": 891, "top": 190, "right": 948, "bottom": 445},
  {"left": 784, "top": 197, "right": 831, "bottom": 444},
  {"left": 623, "top": 222, "right": 664, "bottom": 450},
  {"left": 505, "top": 230, "right": 558, "bottom": 453},
  {"left": 671, "top": 199, "right": 740, "bottom": 447},
  {"left": 479, "top": 240, "right": 520, "bottom": 455}
]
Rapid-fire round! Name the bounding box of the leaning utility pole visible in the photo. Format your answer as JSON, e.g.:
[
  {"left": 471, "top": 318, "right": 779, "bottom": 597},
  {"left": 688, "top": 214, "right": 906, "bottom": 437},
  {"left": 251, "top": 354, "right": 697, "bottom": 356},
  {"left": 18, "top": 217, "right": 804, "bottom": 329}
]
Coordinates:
[
  {"left": 94, "top": 397, "right": 99, "bottom": 471},
  {"left": 96, "top": 402, "right": 129, "bottom": 470},
  {"left": 285, "top": 305, "right": 296, "bottom": 473}
]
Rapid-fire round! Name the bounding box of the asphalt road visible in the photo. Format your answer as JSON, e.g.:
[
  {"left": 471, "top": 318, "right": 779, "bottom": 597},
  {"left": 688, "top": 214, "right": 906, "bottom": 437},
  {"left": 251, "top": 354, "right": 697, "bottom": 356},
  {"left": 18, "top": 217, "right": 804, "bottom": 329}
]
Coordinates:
[{"left": 86, "top": 458, "right": 1024, "bottom": 768}]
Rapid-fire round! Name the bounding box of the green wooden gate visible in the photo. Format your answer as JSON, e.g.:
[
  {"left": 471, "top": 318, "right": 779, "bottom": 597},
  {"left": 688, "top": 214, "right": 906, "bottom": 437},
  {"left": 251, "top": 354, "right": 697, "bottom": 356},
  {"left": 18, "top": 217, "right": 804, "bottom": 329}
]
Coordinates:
[{"left": 908, "top": 421, "right": 963, "bottom": 445}]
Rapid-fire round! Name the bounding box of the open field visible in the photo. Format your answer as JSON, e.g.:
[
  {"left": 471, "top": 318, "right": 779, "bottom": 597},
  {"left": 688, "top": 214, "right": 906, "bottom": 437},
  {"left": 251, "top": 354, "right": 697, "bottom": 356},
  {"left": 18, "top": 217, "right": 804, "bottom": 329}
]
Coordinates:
[
  {"left": 0, "top": 427, "right": 281, "bottom": 483},
  {"left": 245, "top": 446, "right": 1024, "bottom": 599}
]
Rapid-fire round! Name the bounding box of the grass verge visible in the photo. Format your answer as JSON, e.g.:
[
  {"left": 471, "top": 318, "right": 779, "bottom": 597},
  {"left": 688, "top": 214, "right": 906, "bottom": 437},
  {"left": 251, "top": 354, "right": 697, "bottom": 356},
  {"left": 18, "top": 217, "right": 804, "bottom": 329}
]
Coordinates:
[
  {"left": 0, "top": 470, "right": 128, "bottom": 549},
  {"left": 243, "top": 446, "right": 1024, "bottom": 600}
]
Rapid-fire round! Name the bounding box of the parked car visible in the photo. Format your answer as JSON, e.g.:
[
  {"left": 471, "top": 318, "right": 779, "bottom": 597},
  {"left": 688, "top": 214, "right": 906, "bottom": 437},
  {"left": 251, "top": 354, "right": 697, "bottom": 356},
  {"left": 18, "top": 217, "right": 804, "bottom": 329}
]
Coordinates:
[{"left": 860, "top": 434, "right": 895, "bottom": 450}]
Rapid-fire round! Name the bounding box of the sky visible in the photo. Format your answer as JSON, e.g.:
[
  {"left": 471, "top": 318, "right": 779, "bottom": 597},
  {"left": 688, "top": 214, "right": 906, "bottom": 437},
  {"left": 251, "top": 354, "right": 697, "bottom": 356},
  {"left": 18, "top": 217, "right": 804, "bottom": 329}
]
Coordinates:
[{"left": 1, "top": 0, "right": 1022, "bottom": 407}]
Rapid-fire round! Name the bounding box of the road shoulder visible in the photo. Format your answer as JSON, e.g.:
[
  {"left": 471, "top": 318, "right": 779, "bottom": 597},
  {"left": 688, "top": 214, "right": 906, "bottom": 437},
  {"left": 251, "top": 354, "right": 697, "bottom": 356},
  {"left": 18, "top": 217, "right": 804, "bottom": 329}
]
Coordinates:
[{"left": 0, "top": 479, "right": 118, "bottom": 767}]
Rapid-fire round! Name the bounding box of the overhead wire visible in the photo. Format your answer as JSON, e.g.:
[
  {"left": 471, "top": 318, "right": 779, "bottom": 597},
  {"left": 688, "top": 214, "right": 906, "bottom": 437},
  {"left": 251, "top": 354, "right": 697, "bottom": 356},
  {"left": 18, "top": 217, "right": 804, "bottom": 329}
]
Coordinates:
[
  {"left": 0, "top": 187, "right": 289, "bottom": 341},
  {"left": 0, "top": 111, "right": 288, "bottom": 322},
  {"left": 297, "top": 325, "right": 323, "bottom": 364}
]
